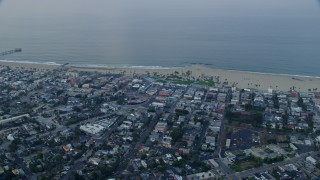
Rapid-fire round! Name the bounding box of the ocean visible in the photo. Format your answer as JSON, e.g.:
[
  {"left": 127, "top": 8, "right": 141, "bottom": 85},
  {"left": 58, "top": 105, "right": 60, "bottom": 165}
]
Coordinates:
[{"left": 0, "top": 0, "right": 320, "bottom": 76}]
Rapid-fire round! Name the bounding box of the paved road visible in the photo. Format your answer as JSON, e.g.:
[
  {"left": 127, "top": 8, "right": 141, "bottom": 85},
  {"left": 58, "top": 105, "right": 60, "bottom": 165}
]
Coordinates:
[
  {"left": 114, "top": 114, "right": 161, "bottom": 177},
  {"left": 62, "top": 149, "right": 93, "bottom": 180},
  {"left": 212, "top": 89, "right": 232, "bottom": 175},
  {"left": 227, "top": 151, "right": 317, "bottom": 179},
  {"left": 194, "top": 120, "right": 209, "bottom": 151},
  {"left": 214, "top": 158, "right": 234, "bottom": 175}
]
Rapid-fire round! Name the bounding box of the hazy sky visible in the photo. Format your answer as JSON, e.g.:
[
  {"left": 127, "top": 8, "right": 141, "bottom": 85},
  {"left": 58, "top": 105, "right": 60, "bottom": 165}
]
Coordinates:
[{"left": 0, "top": 0, "right": 319, "bottom": 20}]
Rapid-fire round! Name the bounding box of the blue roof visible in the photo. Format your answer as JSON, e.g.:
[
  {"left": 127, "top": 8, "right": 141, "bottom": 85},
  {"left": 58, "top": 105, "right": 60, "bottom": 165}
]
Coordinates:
[{"left": 79, "top": 139, "right": 87, "bottom": 143}]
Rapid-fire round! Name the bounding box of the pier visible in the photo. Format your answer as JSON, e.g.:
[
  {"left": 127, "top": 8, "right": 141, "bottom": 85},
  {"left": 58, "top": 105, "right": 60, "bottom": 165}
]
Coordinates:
[
  {"left": 57, "top": 63, "right": 69, "bottom": 70},
  {"left": 0, "top": 48, "right": 22, "bottom": 56}
]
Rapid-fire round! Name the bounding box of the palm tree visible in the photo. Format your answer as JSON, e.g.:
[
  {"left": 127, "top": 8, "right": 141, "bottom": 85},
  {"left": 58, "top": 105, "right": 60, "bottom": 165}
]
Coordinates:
[
  {"left": 146, "top": 71, "right": 150, "bottom": 76},
  {"left": 186, "top": 70, "right": 192, "bottom": 79},
  {"left": 153, "top": 72, "right": 158, "bottom": 77}
]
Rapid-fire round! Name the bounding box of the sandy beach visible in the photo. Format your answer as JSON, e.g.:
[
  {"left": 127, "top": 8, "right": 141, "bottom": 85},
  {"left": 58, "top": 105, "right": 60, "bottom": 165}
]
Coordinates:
[
  {"left": 1, "top": 61, "right": 320, "bottom": 92},
  {"left": 0, "top": 61, "right": 59, "bottom": 70}
]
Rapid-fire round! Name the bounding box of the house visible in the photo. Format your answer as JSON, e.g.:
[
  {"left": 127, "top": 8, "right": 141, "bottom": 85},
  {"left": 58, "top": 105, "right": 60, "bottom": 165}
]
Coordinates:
[
  {"left": 63, "top": 144, "right": 73, "bottom": 152},
  {"left": 120, "top": 121, "right": 133, "bottom": 129},
  {"left": 0, "top": 167, "right": 4, "bottom": 175},
  {"left": 139, "top": 146, "right": 150, "bottom": 153},
  {"left": 306, "top": 156, "right": 317, "bottom": 166},
  {"left": 209, "top": 120, "right": 221, "bottom": 132},
  {"left": 85, "top": 139, "right": 95, "bottom": 147},
  {"left": 88, "top": 157, "right": 101, "bottom": 166},
  {"left": 151, "top": 102, "right": 165, "bottom": 108},
  {"left": 96, "top": 150, "right": 110, "bottom": 156},
  {"left": 177, "top": 116, "right": 186, "bottom": 125},
  {"left": 82, "top": 84, "right": 90, "bottom": 89},
  {"left": 225, "top": 151, "right": 236, "bottom": 162},
  {"left": 208, "top": 159, "right": 219, "bottom": 168},
  {"left": 205, "top": 136, "right": 216, "bottom": 147},
  {"left": 12, "top": 169, "right": 20, "bottom": 176},
  {"left": 225, "top": 139, "right": 231, "bottom": 148},
  {"left": 162, "top": 135, "right": 172, "bottom": 148},
  {"left": 12, "top": 169, "right": 25, "bottom": 176},
  {"left": 217, "top": 93, "right": 227, "bottom": 102},
  {"left": 289, "top": 143, "right": 298, "bottom": 151},
  {"left": 159, "top": 89, "right": 172, "bottom": 97},
  {"left": 154, "top": 122, "right": 167, "bottom": 133},
  {"left": 182, "top": 133, "right": 195, "bottom": 147},
  {"left": 7, "top": 134, "right": 15, "bottom": 141},
  {"left": 231, "top": 91, "right": 240, "bottom": 105},
  {"left": 141, "top": 160, "right": 147, "bottom": 168},
  {"left": 179, "top": 148, "right": 190, "bottom": 156}
]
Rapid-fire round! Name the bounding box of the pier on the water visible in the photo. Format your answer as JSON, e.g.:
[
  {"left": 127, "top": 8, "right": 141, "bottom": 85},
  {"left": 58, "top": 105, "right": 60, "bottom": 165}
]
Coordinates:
[{"left": 0, "top": 48, "right": 22, "bottom": 56}]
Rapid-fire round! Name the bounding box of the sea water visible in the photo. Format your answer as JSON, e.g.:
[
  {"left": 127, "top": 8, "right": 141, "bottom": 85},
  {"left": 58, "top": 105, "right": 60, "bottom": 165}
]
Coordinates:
[{"left": 0, "top": 0, "right": 320, "bottom": 76}]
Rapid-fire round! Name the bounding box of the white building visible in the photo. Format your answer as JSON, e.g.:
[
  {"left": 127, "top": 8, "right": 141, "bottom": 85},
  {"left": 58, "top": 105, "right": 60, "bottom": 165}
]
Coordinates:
[
  {"left": 7, "top": 134, "right": 15, "bottom": 141},
  {"left": 226, "top": 139, "right": 231, "bottom": 148},
  {"left": 151, "top": 102, "right": 165, "bottom": 108},
  {"left": 80, "top": 124, "right": 105, "bottom": 134},
  {"left": 208, "top": 159, "right": 219, "bottom": 168},
  {"left": 306, "top": 156, "right": 317, "bottom": 166}
]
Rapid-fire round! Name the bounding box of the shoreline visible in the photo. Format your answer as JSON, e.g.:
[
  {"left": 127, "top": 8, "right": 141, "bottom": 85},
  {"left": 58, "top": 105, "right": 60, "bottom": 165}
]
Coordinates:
[
  {"left": 1, "top": 59, "right": 320, "bottom": 79},
  {"left": 1, "top": 60, "right": 320, "bottom": 92}
]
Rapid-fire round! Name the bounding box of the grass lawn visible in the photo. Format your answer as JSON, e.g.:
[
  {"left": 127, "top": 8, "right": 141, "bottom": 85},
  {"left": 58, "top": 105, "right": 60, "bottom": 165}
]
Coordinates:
[
  {"left": 231, "top": 159, "right": 262, "bottom": 172},
  {"left": 171, "top": 80, "right": 215, "bottom": 86},
  {"left": 172, "top": 80, "right": 194, "bottom": 85},
  {"left": 194, "top": 81, "right": 215, "bottom": 87},
  {"left": 155, "top": 79, "right": 167, "bottom": 83}
]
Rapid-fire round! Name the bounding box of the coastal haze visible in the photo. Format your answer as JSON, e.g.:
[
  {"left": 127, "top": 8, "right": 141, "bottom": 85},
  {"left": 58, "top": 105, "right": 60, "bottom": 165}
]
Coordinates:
[
  {"left": 2, "top": 1, "right": 320, "bottom": 179},
  {"left": 0, "top": 0, "right": 320, "bottom": 76}
]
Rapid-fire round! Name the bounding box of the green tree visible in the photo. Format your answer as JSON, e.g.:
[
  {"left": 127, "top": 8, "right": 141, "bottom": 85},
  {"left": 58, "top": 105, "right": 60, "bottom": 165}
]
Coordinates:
[
  {"left": 297, "top": 98, "right": 307, "bottom": 111},
  {"left": 8, "top": 142, "right": 18, "bottom": 152},
  {"left": 37, "top": 152, "right": 44, "bottom": 159},
  {"left": 170, "top": 128, "right": 184, "bottom": 142}
]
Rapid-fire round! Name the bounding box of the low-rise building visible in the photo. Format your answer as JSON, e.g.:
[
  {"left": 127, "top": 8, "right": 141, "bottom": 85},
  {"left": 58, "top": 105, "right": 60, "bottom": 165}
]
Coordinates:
[{"left": 80, "top": 124, "right": 105, "bottom": 134}]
